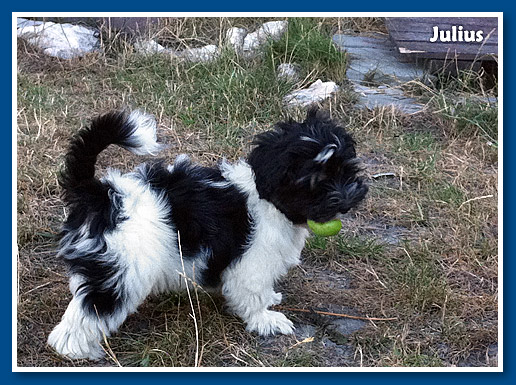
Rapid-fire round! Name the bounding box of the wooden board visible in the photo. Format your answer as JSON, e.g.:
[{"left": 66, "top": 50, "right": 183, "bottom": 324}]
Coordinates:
[
  {"left": 385, "top": 17, "right": 498, "bottom": 61},
  {"left": 388, "top": 30, "right": 498, "bottom": 45}
]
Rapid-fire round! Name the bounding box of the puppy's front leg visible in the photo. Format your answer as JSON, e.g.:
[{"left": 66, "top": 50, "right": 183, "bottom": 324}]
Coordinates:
[{"left": 221, "top": 259, "right": 294, "bottom": 336}]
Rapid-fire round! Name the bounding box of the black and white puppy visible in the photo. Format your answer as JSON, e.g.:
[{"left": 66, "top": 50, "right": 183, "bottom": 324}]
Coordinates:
[{"left": 48, "top": 108, "right": 368, "bottom": 360}]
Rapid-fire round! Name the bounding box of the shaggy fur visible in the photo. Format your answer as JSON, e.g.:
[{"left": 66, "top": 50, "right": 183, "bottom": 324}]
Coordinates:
[{"left": 48, "top": 108, "right": 368, "bottom": 360}]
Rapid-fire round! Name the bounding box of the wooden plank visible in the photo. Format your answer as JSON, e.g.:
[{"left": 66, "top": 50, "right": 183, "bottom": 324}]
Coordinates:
[
  {"left": 395, "top": 41, "right": 497, "bottom": 60},
  {"left": 398, "top": 53, "right": 495, "bottom": 61},
  {"left": 385, "top": 17, "right": 498, "bottom": 62},
  {"left": 388, "top": 30, "right": 498, "bottom": 44},
  {"left": 396, "top": 41, "right": 497, "bottom": 54},
  {"left": 385, "top": 17, "right": 497, "bottom": 33},
  {"left": 388, "top": 16, "right": 496, "bottom": 23},
  {"left": 386, "top": 17, "right": 497, "bottom": 25}
]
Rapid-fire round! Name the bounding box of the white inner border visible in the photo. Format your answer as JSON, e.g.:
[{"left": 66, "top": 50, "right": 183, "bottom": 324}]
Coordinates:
[{"left": 12, "top": 11, "right": 503, "bottom": 373}]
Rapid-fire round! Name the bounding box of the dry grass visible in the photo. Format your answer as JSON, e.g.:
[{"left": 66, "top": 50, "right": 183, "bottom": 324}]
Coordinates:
[{"left": 16, "top": 17, "right": 498, "bottom": 368}]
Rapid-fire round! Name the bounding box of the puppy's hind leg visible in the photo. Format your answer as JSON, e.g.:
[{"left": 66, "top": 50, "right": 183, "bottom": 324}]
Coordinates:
[
  {"left": 48, "top": 273, "right": 133, "bottom": 360},
  {"left": 49, "top": 226, "right": 176, "bottom": 359}
]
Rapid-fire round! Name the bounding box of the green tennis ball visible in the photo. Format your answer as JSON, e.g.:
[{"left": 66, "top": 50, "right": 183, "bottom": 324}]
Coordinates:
[{"left": 307, "top": 219, "right": 342, "bottom": 237}]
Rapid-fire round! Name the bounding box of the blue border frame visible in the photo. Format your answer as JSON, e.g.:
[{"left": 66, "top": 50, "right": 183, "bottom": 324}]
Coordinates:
[{"left": 8, "top": 1, "right": 510, "bottom": 383}]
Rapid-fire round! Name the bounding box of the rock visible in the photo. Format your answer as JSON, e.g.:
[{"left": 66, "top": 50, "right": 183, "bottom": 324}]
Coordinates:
[
  {"left": 353, "top": 83, "right": 424, "bottom": 114},
  {"left": 225, "top": 27, "right": 247, "bottom": 54},
  {"left": 21, "top": 17, "right": 160, "bottom": 36},
  {"left": 243, "top": 20, "right": 288, "bottom": 57},
  {"left": 324, "top": 305, "right": 366, "bottom": 336},
  {"left": 459, "top": 94, "right": 498, "bottom": 106},
  {"left": 284, "top": 79, "right": 339, "bottom": 107},
  {"left": 133, "top": 40, "right": 219, "bottom": 63},
  {"left": 328, "top": 317, "right": 366, "bottom": 336},
  {"left": 179, "top": 44, "right": 220, "bottom": 63},
  {"left": 17, "top": 17, "right": 100, "bottom": 59},
  {"left": 133, "top": 39, "right": 170, "bottom": 55},
  {"left": 332, "top": 33, "right": 427, "bottom": 86},
  {"left": 277, "top": 63, "right": 300, "bottom": 82}
]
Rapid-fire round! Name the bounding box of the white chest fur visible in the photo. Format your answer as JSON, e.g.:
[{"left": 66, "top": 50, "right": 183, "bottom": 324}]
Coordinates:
[{"left": 220, "top": 160, "right": 309, "bottom": 287}]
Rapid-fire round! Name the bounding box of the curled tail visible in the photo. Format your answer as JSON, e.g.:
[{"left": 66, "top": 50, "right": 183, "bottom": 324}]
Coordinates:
[{"left": 60, "top": 109, "right": 165, "bottom": 194}]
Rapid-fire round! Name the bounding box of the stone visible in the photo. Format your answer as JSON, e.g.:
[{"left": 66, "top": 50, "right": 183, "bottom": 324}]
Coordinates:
[
  {"left": 243, "top": 20, "right": 288, "bottom": 57},
  {"left": 17, "top": 17, "right": 100, "bottom": 59},
  {"left": 225, "top": 27, "right": 247, "bottom": 54},
  {"left": 284, "top": 79, "right": 339, "bottom": 107},
  {"left": 332, "top": 33, "right": 427, "bottom": 86},
  {"left": 20, "top": 17, "right": 160, "bottom": 36},
  {"left": 133, "top": 39, "right": 170, "bottom": 55},
  {"left": 329, "top": 317, "right": 366, "bottom": 336},
  {"left": 325, "top": 305, "right": 366, "bottom": 336},
  {"left": 179, "top": 44, "right": 220, "bottom": 63},
  {"left": 277, "top": 63, "right": 300, "bottom": 82},
  {"left": 133, "top": 40, "right": 220, "bottom": 63},
  {"left": 353, "top": 83, "right": 424, "bottom": 114}
]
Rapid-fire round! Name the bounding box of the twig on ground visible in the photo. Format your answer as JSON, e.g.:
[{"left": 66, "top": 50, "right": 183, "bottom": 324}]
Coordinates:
[
  {"left": 288, "top": 337, "right": 314, "bottom": 350},
  {"left": 458, "top": 194, "right": 494, "bottom": 210},
  {"left": 371, "top": 172, "right": 396, "bottom": 179}
]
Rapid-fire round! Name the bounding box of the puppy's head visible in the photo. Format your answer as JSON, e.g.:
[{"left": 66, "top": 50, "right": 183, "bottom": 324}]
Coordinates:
[{"left": 248, "top": 108, "right": 368, "bottom": 225}]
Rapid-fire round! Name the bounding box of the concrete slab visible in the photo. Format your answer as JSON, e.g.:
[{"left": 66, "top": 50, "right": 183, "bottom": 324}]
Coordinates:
[
  {"left": 333, "top": 34, "right": 427, "bottom": 85},
  {"left": 353, "top": 84, "right": 425, "bottom": 114}
]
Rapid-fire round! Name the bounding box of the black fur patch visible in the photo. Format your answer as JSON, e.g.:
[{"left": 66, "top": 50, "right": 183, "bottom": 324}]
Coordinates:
[
  {"left": 137, "top": 159, "right": 252, "bottom": 287},
  {"left": 59, "top": 180, "right": 127, "bottom": 316}
]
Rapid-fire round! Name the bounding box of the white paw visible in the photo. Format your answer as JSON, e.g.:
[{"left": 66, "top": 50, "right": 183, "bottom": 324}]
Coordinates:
[
  {"left": 245, "top": 310, "right": 294, "bottom": 336},
  {"left": 48, "top": 320, "right": 105, "bottom": 360}
]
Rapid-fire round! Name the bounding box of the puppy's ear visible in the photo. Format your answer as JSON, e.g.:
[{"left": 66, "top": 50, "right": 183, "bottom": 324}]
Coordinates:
[{"left": 248, "top": 130, "right": 291, "bottom": 201}]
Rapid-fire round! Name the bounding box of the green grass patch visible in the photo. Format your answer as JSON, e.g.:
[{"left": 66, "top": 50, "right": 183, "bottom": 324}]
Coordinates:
[
  {"left": 434, "top": 69, "right": 497, "bottom": 95},
  {"left": 394, "top": 246, "right": 449, "bottom": 313},
  {"left": 305, "top": 234, "right": 385, "bottom": 262},
  {"left": 432, "top": 182, "right": 465, "bottom": 206},
  {"left": 267, "top": 18, "right": 347, "bottom": 82},
  {"left": 413, "top": 151, "right": 439, "bottom": 179},
  {"left": 392, "top": 131, "right": 441, "bottom": 183},
  {"left": 305, "top": 234, "right": 328, "bottom": 251},
  {"left": 396, "top": 132, "right": 438, "bottom": 152},
  {"left": 336, "top": 235, "right": 385, "bottom": 260},
  {"left": 436, "top": 95, "right": 498, "bottom": 144},
  {"left": 18, "top": 74, "right": 66, "bottom": 113},
  {"left": 395, "top": 350, "right": 444, "bottom": 367},
  {"left": 113, "top": 50, "right": 294, "bottom": 144}
]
